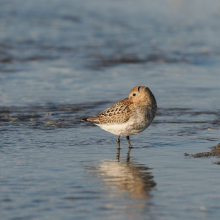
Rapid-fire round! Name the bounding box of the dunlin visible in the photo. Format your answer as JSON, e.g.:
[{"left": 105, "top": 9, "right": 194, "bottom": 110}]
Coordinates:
[{"left": 83, "top": 86, "right": 157, "bottom": 149}]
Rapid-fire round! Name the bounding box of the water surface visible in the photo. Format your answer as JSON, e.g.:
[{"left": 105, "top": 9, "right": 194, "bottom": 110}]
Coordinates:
[{"left": 1, "top": 0, "right": 220, "bottom": 219}]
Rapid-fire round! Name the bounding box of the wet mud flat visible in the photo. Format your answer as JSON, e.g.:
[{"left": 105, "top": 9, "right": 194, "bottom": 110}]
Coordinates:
[
  {"left": 1, "top": 102, "right": 219, "bottom": 156},
  {"left": 0, "top": 102, "right": 109, "bottom": 130},
  {"left": 185, "top": 143, "right": 220, "bottom": 165},
  {"left": 0, "top": 103, "right": 219, "bottom": 130}
]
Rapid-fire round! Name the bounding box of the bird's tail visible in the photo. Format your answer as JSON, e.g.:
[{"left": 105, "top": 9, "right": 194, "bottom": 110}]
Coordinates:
[
  {"left": 82, "top": 117, "right": 100, "bottom": 124},
  {"left": 82, "top": 118, "right": 88, "bottom": 122}
]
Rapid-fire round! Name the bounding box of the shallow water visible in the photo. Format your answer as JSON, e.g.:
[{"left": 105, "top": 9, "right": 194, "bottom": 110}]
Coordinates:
[{"left": 1, "top": 0, "right": 220, "bottom": 219}]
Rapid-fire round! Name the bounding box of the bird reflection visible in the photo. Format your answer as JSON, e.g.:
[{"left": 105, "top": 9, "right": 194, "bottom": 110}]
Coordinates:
[
  {"left": 116, "top": 147, "right": 132, "bottom": 162},
  {"left": 94, "top": 151, "right": 156, "bottom": 199}
]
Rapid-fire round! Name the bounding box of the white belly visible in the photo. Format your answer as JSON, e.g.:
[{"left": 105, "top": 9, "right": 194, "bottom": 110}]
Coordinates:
[
  {"left": 98, "top": 123, "right": 129, "bottom": 136},
  {"left": 97, "top": 119, "right": 151, "bottom": 136}
]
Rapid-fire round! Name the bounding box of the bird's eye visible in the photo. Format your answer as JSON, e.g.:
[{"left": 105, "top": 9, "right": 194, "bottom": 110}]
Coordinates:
[{"left": 133, "top": 93, "right": 136, "bottom": 96}]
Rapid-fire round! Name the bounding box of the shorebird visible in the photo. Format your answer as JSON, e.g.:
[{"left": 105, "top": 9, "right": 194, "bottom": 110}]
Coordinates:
[{"left": 83, "top": 86, "right": 157, "bottom": 149}]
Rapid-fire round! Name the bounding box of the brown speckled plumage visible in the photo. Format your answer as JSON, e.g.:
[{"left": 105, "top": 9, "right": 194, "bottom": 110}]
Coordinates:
[
  {"left": 83, "top": 86, "right": 157, "bottom": 149},
  {"left": 87, "top": 99, "right": 132, "bottom": 124}
]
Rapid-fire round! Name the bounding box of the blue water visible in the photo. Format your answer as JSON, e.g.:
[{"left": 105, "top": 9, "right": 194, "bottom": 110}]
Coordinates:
[{"left": 1, "top": 0, "right": 220, "bottom": 219}]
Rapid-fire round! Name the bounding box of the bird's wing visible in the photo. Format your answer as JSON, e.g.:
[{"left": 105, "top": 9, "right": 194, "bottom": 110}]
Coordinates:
[{"left": 87, "top": 98, "right": 133, "bottom": 124}]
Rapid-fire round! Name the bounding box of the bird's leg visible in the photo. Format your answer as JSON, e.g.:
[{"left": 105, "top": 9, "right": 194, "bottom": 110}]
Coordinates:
[
  {"left": 116, "top": 135, "right": 121, "bottom": 149},
  {"left": 126, "top": 136, "right": 133, "bottom": 148}
]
